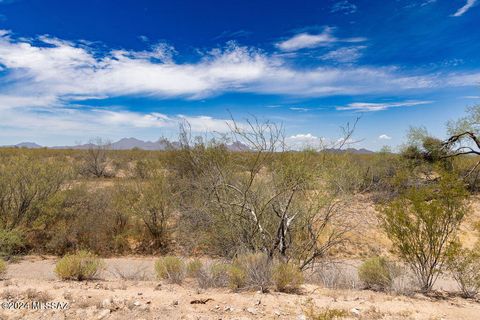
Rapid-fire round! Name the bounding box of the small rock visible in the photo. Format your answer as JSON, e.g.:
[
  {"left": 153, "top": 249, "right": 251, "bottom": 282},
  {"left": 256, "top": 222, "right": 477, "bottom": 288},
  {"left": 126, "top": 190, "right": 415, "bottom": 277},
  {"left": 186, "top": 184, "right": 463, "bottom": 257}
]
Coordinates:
[
  {"left": 154, "top": 283, "right": 162, "bottom": 291},
  {"left": 97, "top": 309, "right": 110, "bottom": 320},
  {"left": 274, "top": 310, "right": 282, "bottom": 316},
  {"left": 297, "top": 315, "right": 306, "bottom": 320},
  {"left": 350, "top": 307, "right": 361, "bottom": 316},
  {"left": 224, "top": 306, "right": 233, "bottom": 312},
  {"left": 101, "top": 298, "right": 112, "bottom": 309},
  {"left": 134, "top": 301, "right": 142, "bottom": 306},
  {"left": 137, "top": 292, "right": 143, "bottom": 296},
  {"left": 172, "top": 300, "right": 179, "bottom": 306},
  {"left": 246, "top": 307, "right": 257, "bottom": 315}
]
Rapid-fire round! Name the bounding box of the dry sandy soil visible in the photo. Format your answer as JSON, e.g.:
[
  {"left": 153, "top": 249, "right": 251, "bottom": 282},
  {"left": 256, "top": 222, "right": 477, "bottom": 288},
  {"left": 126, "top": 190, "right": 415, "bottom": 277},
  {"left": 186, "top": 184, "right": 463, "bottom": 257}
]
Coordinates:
[{"left": 0, "top": 256, "right": 478, "bottom": 320}]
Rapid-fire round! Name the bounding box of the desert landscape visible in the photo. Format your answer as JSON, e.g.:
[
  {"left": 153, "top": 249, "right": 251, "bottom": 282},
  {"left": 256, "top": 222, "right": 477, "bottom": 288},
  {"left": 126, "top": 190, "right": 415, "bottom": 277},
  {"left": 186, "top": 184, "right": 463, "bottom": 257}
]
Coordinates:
[{"left": 1, "top": 0, "right": 480, "bottom": 319}]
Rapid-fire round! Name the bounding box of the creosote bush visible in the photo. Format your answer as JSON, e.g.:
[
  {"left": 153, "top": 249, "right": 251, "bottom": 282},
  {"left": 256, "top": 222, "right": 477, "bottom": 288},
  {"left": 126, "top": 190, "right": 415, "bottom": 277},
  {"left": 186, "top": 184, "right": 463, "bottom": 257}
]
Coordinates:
[
  {"left": 0, "top": 259, "right": 7, "bottom": 279},
  {"left": 379, "top": 173, "right": 468, "bottom": 293},
  {"left": 272, "top": 262, "right": 304, "bottom": 293},
  {"left": 358, "top": 256, "right": 394, "bottom": 291},
  {"left": 228, "top": 265, "right": 247, "bottom": 290},
  {"left": 0, "top": 229, "right": 25, "bottom": 258},
  {"left": 55, "top": 251, "right": 104, "bottom": 281},
  {"left": 155, "top": 256, "right": 185, "bottom": 284},
  {"left": 186, "top": 259, "right": 203, "bottom": 278}
]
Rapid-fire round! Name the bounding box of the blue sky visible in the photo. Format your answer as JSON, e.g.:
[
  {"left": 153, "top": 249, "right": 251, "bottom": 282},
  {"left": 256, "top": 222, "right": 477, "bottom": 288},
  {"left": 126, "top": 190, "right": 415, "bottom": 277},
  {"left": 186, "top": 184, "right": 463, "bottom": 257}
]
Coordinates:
[{"left": 0, "top": 0, "right": 479, "bottom": 149}]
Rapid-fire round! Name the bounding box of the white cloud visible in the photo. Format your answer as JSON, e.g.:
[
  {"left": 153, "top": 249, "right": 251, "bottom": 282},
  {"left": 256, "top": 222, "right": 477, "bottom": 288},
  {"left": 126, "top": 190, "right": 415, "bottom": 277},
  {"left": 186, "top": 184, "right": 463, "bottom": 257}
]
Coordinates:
[
  {"left": 336, "top": 100, "right": 433, "bottom": 112},
  {"left": 378, "top": 134, "right": 392, "bottom": 140},
  {"left": 276, "top": 27, "right": 366, "bottom": 52},
  {"left": 320, "top": 46, "right": 366, "bottom": 63},
  {"left": 331, "top": 1, "right": 357, "bottom": 14},
  {"left": 0, "top": 106, "right": 236, "bottom": 143},
  {"left": 463, "top": 95, "right": 480, "bottom": 99},
  {"left": 289, "top": 107, "right": 310, "bottom": 112},
  {"left": 286, "top": 133, "right": 323, "bottom": 149},
  {"left": 0, "top": 30, "right": 478, "bottom": 113},
  {"left": 452, "top": 0, "right": 477, "bottom": 17}
]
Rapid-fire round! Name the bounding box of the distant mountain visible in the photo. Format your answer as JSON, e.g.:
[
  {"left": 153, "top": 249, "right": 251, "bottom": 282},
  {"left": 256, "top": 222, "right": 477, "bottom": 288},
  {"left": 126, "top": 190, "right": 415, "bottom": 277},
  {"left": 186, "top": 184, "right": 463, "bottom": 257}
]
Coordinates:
[
  {"left": 4, "top": 142, "right": 43, "bottom": 149},
  {"left": 2, "top": 139, "right": 373, "bottom": 154},
  {"left": 110, "top": 137, "right": 175, "bottom": 150}
]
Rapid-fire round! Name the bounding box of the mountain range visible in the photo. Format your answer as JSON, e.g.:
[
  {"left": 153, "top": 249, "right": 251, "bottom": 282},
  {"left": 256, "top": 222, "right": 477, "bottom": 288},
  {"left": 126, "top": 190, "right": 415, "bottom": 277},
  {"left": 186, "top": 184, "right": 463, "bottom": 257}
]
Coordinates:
[{"left": 2, "top": 138, "right": 373, "bottom": 153}]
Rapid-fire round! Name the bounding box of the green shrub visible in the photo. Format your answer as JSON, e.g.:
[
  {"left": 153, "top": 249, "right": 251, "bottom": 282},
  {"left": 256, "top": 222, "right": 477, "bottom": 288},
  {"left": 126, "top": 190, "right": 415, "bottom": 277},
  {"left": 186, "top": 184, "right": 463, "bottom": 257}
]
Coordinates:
[
  {"left": 272, "top": 262, "right": 304, "bottom": 293},
  {"left": 358, "top": 257, "right": 394, "bottom": 291},
  {"left": 55, "top": 251, "right": 104, "bottom": 281},
  {"left": 155, "top": 256, "right": 185, "bottom": 284},
  {"left": 0, "top": 259, "right": 7, "bottom": 279},
  {"left": 379, "top": 173, "right": 468, "bottom": 293},
  {"left": 447, "top": 247, "right": 480, "bottom": 298},
  {"left": 186, "top": 259, "right": 203, "bottom": 278},
  {"left": 0, "top": 229, "right": 25, "bottom": 258},
  {"left": 228, "top": 265, "right": 246, "bottom": 290}
]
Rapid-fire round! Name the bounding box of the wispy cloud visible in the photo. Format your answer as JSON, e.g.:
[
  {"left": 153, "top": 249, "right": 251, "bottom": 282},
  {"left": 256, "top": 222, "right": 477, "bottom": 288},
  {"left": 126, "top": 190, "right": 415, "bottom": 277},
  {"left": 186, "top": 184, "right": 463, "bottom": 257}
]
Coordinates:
[
  {"left": 378, "top": 134, "right": 392, "bottom": 140},
  {"left": 452, "top": 0, "right": 477, "bottom": 17},
  {"left": 336, "top": 100, "right": 433, "bottom": 112},
  {"left": 331, "top": 1, "right": 357, "bottom": 15},
  {"left": 289, "top": 107, "right": 310, "bottom": 112},
  {"left": 0, "top": 30, "right": 479, "bottom": 113},
  {"left": 320, "top": 46, "right": 366, "bottom": 63},
  {"left": 276, "top": 27, "right": 366, "bottom": 51}
]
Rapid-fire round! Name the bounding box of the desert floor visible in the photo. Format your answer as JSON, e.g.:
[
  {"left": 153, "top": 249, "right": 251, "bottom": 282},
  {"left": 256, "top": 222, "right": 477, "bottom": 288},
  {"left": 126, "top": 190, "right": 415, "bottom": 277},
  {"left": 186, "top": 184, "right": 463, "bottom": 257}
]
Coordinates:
[{"left": 0, "top": 256, "right": 478, "bottom": 320}]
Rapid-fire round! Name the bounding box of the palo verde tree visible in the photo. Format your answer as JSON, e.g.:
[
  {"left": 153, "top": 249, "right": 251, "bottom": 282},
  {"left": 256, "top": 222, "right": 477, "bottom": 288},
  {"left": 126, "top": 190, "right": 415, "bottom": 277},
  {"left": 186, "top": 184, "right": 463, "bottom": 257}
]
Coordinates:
[{"left": 379, "top": 173, "right": 469, "bottom": 293}]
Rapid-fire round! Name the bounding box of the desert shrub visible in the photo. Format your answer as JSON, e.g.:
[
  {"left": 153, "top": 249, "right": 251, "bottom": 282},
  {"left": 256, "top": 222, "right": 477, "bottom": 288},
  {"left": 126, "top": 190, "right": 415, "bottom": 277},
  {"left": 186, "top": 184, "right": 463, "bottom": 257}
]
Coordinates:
[
  {"left": 228, "top": 265, "right": 247, "bottom": 290},
  {"left": 233, "top": 252, "right": 272, "bottom": 291},
  {"left": 186, "top": 259, "right": 203, "bottom": 278},
  {"left": 45, "top": 185, "right": 134, "bottom": 255},
  {"left": 358, "top": 257, "right": 394, "bottom": 291},
  {"left": 313, "top": 261, "right": 359, "bottom": 290},
  {"left": 55, "top": 251, "right": 104, "bottom": 281},
  {"left": 132, "top": 175, "right": 175, "bottom": 252},
  {"left": 196, "top": 262, "right": 230, "bottom": 289},
  {"left": 171, "top": 122, "right": 353, "bottom": 268},
  {"left": 304, "top": 302, "right": 349, "bottom": 320},
  {"left": 154, "top": 256, "right": 185, "bottom": 284},
  {"left": 272, "top": 262, "right": 304, "bottom": 293},
  {"left": 447, "top": 247, "right": 480, "bottom": 298},
  {"left": 0, "top": 259, "right": 7, "bottom": 279},
  {"left": 80, "top": 138, "right": 114, "bottom": 178},
  {"left": 379, "top": 173, "right": 468, "bottom": 293},
  {"left": 134, "top": 159, "right": 162, "bottom": 179},
  {"left": 0, "top": 229, "right": 25, "bottom": 258},
  {"left": 0, "top": 156, "right": 68, "bottom": 232}
]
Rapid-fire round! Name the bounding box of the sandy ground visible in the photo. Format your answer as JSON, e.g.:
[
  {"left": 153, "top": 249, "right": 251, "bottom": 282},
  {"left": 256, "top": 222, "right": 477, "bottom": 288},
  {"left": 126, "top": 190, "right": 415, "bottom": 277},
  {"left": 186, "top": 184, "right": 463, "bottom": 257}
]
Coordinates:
[{"left": 0, "top": 256, "right": 478, "bottom": 320}]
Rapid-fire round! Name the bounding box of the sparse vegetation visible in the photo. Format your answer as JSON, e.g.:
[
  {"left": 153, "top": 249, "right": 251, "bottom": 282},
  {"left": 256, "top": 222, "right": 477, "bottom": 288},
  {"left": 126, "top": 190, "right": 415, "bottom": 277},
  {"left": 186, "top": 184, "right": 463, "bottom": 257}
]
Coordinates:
[
  {"left": 55, "top": 251, "right": 104, "bottom": 281},
  {"left": 154, "top": 256, "right": 185, "bottom": 284},
  {"left": 2, "top": 110, "right": 480, "bottom": 304},
  {"left": 272, "top": 262, "right": 304, "bottom": 293},
  {"left": 0, "top": 259, "right": 7, "bottom": 279},
  {"left": 358, "top": 256, "right": 395, "bottom": 291},
  {"left": 186, "top": 259, "right": 203, "bottom": 278}
]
